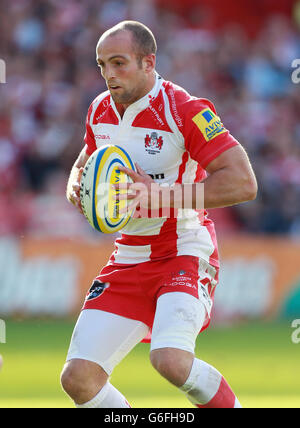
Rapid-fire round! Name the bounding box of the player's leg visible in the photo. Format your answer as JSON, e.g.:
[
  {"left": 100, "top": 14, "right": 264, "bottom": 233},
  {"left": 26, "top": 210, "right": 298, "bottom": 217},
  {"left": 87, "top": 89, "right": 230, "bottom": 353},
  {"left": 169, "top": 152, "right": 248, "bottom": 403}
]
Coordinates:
[
  {"left": 61, "top": 308, "right": 149, "bottom": 407},
  {"left": 61, "top": 359, "right": 108, "bottom": 405},
  {"left": 150, "top": 292, "right": 242, "bottom": 408}
]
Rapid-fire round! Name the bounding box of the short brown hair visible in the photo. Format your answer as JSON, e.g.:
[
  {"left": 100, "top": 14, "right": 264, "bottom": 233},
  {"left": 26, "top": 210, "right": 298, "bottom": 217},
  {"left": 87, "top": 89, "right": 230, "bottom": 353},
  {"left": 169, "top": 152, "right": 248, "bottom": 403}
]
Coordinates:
[{"left": 102, "top": 20, "right": 157, "bottom": 59}]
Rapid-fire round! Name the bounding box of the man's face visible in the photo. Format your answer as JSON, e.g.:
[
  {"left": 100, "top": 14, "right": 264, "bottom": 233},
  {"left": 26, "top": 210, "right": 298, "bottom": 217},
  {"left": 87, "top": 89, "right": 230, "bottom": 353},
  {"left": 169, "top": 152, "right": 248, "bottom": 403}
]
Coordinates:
[{"left": 96, "top": 31, "right": 150, "bottom": 105}]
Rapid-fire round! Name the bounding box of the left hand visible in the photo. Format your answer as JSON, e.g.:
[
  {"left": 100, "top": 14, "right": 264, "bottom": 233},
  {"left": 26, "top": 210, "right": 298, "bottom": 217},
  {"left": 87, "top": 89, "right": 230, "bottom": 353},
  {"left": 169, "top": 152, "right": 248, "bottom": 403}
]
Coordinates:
[{"left": 112, "top": 163, "right": 161, "bottom": 215}]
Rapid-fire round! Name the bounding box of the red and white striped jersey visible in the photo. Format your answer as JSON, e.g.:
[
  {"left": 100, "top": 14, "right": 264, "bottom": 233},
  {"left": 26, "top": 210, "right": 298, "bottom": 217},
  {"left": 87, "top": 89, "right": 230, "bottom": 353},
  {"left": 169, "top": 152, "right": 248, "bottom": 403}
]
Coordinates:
[{"left": 84, "top": 74, "right": 239, "bottom": 268}]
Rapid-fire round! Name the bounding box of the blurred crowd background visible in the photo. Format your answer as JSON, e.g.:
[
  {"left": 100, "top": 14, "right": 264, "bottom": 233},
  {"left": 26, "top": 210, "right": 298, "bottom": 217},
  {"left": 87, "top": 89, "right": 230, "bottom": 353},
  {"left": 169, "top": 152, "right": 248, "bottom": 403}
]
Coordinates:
[{"left": 0, "top": 0, "right": 300, "bottom": 239}]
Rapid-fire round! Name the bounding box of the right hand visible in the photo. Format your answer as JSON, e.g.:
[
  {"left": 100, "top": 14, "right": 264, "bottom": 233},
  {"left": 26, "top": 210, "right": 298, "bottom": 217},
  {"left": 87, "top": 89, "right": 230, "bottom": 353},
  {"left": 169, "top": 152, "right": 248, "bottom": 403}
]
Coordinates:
[{"left": 69, "top": 167, "right": 84, "bottom": 214}]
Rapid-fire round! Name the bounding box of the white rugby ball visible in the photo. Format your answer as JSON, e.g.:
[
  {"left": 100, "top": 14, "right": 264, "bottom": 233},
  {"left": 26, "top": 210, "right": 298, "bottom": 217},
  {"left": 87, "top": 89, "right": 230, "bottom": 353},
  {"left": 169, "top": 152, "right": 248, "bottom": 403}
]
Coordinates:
[{"left": 80, "top": 145, "right": 136, "bottom": 234}]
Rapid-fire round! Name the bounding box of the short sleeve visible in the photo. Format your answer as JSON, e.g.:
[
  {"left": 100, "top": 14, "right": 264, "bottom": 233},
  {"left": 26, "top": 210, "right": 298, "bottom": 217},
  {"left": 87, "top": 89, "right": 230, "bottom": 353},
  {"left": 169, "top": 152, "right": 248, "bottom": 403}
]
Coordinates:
[
  {"left": 184, "top": 99, "right": 239, "bottom": 169},
  {"left": 83, "top": 103, "right": 97, "bottom": 156}
]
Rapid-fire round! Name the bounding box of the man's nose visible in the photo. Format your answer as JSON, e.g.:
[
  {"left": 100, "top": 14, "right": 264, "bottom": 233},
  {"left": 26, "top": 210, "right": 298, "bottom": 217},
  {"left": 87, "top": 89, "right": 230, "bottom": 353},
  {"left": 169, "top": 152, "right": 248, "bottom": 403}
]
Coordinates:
[{"left": 104, "top": 65, "right": 116, "bottom": 81}]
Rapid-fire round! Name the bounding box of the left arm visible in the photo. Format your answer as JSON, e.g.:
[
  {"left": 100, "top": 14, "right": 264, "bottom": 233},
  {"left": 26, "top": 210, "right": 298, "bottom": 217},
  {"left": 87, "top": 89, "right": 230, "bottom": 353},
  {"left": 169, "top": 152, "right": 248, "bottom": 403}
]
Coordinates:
[
  {"left": 114, "top": 144, "right": 257, "bottom": 214},
  {"left": 169, "top": 144, "right": 257, "bottom": 210},
  {"left": 201, "top": 144, "right": 257, "bottom": 209}
]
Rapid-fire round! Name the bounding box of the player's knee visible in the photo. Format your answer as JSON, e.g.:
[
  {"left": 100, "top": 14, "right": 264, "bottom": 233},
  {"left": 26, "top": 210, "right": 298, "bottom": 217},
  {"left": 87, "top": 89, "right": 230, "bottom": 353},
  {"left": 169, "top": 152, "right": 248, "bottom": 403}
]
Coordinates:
[
  {"left": 61, "top": 360, "right": 88, "bottom": 398},
  {"left": 150, "top": 348, "right": 194, "bottom": 387},
  {"left": 60, "top": 359, "right": 108, "bottom": 401}
]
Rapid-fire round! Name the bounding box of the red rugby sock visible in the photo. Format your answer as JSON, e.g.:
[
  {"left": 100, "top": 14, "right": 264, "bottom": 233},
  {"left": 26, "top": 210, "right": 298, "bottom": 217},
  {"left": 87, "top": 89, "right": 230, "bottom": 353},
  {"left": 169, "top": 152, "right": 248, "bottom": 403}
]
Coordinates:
[{"left": 180, "top": 358, "right": 242, "bottom": 409}]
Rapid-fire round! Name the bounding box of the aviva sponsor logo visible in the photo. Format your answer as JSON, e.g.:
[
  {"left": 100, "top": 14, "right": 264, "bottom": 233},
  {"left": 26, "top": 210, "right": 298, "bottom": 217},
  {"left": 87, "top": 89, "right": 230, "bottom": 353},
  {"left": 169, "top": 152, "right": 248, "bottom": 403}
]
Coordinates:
[{"left": 192, "top": 108, "right": 227, "bottom": 142}]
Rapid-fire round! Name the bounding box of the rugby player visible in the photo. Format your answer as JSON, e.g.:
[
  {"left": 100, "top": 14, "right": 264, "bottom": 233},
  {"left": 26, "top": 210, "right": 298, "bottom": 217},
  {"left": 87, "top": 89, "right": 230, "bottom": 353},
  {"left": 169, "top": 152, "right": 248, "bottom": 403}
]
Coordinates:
[{"left": 62, "top": 21, "right": 257, "bottom": 408}]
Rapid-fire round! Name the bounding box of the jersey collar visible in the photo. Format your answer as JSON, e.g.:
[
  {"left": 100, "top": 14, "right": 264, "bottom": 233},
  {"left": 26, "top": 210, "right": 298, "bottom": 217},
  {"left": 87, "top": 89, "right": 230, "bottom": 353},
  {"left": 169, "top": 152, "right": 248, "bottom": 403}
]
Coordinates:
[{"left": 110, "top": 72, "right": 163, "bottom": 120}]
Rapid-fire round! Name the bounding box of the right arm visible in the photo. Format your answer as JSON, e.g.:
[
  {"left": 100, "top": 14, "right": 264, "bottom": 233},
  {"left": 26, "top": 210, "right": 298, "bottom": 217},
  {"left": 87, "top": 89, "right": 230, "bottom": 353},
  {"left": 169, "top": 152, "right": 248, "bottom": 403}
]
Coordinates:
[{"left": 66, "top": 147, "right": 90, "bottom": 213}]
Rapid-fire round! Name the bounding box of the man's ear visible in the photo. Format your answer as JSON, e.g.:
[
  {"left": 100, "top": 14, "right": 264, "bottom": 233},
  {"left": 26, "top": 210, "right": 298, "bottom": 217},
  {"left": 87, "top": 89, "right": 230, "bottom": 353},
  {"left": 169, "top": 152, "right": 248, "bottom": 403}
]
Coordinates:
[{"left": 142, "top": 54, "right": 156, "bottom": 73}]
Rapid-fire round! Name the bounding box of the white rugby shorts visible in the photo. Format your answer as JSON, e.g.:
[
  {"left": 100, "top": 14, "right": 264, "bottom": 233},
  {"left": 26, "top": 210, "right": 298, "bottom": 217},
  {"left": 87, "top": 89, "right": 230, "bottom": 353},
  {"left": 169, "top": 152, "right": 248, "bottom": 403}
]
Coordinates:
[{"left": 66, "top": 292, "right": 207, "bottom": 375}]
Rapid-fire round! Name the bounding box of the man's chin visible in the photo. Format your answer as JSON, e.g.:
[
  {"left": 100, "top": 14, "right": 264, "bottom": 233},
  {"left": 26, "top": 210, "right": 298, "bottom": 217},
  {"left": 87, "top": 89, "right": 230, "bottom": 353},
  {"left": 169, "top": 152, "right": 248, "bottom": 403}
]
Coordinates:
[
  {"left": 110, "top": 92, "right": 124, "bottom": 103},
  {"left": 110, "top": 93, "right": 133, "bottom": 105},
  {"left": 110, "top": 94, "right": 122, "bottom": 103}
]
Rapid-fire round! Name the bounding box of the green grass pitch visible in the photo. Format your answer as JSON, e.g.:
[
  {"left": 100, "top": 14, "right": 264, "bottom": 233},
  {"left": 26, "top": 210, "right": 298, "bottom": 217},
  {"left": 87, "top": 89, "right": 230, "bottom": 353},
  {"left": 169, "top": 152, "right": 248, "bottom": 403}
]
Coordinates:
[{"left": 0, "top": 319, "right": 299, "bottom": 408}]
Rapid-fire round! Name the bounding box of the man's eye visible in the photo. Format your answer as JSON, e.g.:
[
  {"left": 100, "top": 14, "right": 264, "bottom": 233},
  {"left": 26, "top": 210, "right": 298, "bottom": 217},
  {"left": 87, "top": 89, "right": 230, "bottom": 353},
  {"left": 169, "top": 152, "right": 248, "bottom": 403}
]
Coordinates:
[{"left": 115, "top": 62, "right": 123, "bottom": 66}]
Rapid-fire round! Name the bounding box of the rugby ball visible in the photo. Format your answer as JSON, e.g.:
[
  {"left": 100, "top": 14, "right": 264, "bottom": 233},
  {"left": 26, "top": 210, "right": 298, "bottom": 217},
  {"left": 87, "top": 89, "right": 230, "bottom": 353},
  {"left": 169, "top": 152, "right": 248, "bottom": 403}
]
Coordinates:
[{"left": 80, "top": 145, "right": 136, "bottom": 234}]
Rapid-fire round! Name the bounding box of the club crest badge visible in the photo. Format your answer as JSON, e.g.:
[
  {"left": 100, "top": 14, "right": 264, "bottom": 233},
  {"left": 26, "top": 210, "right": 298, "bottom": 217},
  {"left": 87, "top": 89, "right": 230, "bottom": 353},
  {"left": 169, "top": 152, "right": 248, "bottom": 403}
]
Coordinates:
[
  {"left": 144, "top": 132, "right": 163, "bottom": 155},
  {"left": 86, "top": 280, "right": 109, "bottom": 301}
]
